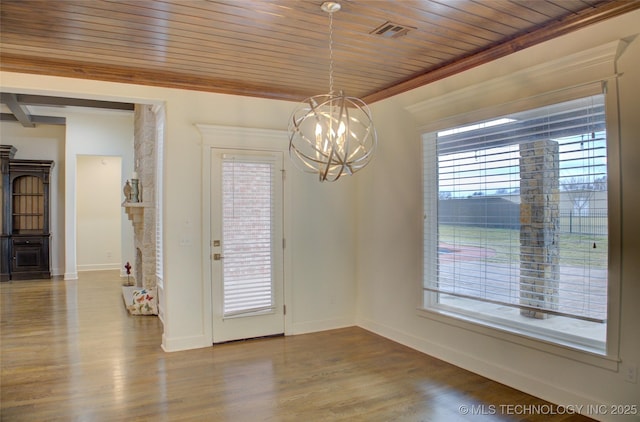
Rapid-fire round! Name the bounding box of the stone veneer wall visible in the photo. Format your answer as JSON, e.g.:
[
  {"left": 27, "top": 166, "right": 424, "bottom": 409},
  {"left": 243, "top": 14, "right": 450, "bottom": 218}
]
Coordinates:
[
  {"left": 133, "top": 104, "right": 157, "bottom": 289},
  {"left": 519, "top": 139, "right": 560, "bottom": 319}
]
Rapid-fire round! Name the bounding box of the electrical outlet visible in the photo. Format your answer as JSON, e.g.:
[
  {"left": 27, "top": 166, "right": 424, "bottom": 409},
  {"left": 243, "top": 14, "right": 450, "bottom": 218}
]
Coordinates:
[{"left": 623, "top": 363, "right": 637, "bottom": 384}]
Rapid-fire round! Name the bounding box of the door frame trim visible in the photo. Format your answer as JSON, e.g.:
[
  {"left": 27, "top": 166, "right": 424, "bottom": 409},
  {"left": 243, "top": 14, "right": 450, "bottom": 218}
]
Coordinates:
[{"left": 196, "top": 124, "right": 293, "bottom": 345}]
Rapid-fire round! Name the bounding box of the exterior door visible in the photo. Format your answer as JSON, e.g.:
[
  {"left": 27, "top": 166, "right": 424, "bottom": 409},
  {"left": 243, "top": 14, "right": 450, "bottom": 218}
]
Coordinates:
[{"left": 211, "top": 149, "right": 285, "bottom": 343}]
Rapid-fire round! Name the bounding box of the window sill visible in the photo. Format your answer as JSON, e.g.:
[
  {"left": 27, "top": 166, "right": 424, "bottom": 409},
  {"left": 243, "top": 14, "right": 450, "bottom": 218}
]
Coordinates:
[{"left": 417, "top": 306, "right": 619, "bottom": 371}]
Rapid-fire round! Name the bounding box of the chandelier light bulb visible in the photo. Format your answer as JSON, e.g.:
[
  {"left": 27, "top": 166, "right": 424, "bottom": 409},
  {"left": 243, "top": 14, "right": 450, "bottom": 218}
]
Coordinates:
[{"left": 289, "top": 92, "right": 376, "bottom": 182}]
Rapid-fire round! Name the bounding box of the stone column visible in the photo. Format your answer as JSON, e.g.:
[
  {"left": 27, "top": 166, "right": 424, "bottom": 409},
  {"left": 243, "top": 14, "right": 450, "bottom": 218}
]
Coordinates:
[
  {"left": 519, "top": 140, "right": 560, "bottom": 319},
  {"left": 133, "top": 104, "right": 157, "bottom": 289}
]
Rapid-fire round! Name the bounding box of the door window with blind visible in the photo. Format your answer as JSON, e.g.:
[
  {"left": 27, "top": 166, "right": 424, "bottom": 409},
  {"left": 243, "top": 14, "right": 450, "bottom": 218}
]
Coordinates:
[
  {"left": 221, "top": 155, "right": 280, "bottom": 318},
  {"left": 422, "top": 93, "right": 611, "bottom": 353},
  {"left": 209, "top": 147, "right": 284, "bottom": 344}
]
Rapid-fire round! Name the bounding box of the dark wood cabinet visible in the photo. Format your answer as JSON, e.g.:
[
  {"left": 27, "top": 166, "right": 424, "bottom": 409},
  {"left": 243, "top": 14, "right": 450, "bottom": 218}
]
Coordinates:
[{"left": 1, "top": 145, "right": 54, "bottom": 281}]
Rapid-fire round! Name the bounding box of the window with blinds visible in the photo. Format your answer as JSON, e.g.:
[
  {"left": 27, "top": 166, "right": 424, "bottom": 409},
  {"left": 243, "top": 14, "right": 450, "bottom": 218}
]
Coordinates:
[
  {"left": 221, "top": 157, "right": 276, "bottom": 317},
  {"left": 423, "top": 94, "right": 608, "bottom": 350}
]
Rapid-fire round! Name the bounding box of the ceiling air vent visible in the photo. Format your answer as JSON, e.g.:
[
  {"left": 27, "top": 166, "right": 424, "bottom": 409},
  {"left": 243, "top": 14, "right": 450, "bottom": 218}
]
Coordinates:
[{"left": 370, "top": 21, "right": 414, "bottom": 39}]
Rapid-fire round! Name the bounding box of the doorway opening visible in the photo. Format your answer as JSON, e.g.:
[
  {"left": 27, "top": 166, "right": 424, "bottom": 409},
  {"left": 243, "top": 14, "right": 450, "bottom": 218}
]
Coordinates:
[{"left": 76, "top": 155, "right": 122, "bottom": 272}]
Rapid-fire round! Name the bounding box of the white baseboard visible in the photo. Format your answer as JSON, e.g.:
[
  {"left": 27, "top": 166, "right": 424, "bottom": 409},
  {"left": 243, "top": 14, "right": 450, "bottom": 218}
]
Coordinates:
[
  {"left": 77, "top": 263, "right": 121, "bottom": 271},
  {"left": 289, "top": 316, "right": 355, "bottom": 336},
  {"left": 64, "top": 272, "right": 78, "bottom": 280},
  {"left": 161, "top": 333, "right": 211, "bottom": 352},
  {"left": 160, "top": 317, "right": 354, "bottom": 351}
]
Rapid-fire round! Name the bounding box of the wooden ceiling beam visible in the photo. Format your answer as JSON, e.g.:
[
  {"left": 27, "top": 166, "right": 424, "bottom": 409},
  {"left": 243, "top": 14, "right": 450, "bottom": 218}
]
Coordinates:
[
  {"left": 0, "top": 113, "right": 66, "bottom": 126},
  {"left": 2, "top": 93, "right": 35, "bottom": 127},
  {"left": 13, "top": 94, "right": 134, "bottom": 110}
]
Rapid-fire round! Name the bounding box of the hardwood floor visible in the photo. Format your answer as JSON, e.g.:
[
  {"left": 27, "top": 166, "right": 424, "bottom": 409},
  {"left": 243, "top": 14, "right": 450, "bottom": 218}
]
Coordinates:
[{"left": 1, "top": 271, "right": 594, "bottom": 421}]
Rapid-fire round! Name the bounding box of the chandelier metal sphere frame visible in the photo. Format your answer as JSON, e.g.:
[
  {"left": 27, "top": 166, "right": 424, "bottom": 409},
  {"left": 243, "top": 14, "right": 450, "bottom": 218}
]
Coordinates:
[{"left": 288, "top": 1, "right": 377, "bottom": 182}]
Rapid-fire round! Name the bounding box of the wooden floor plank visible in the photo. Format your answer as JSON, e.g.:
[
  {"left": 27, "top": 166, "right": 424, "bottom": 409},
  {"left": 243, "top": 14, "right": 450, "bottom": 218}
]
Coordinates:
[{"left": 1, "top": 271, "right": 594, "bottom": 421}]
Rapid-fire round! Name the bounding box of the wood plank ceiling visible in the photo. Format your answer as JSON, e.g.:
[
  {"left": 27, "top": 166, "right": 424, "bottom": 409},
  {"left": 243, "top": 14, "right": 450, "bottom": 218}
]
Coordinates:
[{"left": 1, "top": 0, "right": 638, "bottom": 104}]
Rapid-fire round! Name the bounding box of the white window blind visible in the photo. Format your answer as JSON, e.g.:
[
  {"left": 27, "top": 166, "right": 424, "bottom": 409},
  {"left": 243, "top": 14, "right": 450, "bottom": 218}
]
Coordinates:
[
  {"left": 424, "top": 94, "right": 607, "bottom": 323},
  {"left": 221, "top": 156, "right": 276, "bottom": 317}
]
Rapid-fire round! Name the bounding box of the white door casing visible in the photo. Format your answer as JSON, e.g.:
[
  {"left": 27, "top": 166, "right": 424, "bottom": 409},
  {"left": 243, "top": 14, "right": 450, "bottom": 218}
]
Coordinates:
[
  {"left": 198, "top": 125, "right": 293, "bottom": 346},
  {"left": 210, "top": 149, "right": 284, "bottom": 343}
]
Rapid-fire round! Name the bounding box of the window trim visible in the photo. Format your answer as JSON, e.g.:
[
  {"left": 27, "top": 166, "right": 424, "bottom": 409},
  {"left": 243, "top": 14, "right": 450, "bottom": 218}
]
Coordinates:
[
  {"left": 411, "top": 41, "right": 624, "bottom": 371},
  {"left": 416, "top": 307, "right": 619, "bottom": 370}
]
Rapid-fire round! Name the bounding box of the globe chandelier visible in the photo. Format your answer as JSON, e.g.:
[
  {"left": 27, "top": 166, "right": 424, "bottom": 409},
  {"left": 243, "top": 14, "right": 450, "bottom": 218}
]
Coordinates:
[{"left": 288, "top": 1, "right": 377, "bottom": 182}]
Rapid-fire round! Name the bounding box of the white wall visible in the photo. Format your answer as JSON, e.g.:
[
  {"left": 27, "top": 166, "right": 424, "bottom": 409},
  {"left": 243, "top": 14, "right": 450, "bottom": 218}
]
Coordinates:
[
  {"left": 289, "top": 176, "right": 358, "bottom": 332},
  {"left": 0, "top": 123, "right": 65, "bottom": 276},
  {"left": 76, "top": 155, "right": 122, "bottom": 271},
  {"left": 0, "top": 72, "right": 359, "bottom": 353},
  {"left": 358, "top": 10, "right": 640, "bottom": 421}
]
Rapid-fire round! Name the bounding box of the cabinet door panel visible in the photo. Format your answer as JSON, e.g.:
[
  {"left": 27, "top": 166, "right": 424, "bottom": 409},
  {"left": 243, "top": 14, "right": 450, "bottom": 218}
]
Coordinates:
[{"left": 12, "top": 238, "right": 43, "bottom": 270}]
